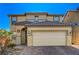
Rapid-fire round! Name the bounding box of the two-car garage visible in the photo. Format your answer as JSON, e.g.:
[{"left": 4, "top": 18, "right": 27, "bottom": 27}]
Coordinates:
[
  {"left": 27, "top": 26, "right": 72, "bottom": 46},
  {"left": 32, "top": 31, "right": 67, "bottom": 46}
]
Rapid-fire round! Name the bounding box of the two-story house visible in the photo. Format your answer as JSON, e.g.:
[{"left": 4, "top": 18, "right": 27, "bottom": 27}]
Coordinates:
[{"left": 8, "top": 10, "right": 79, "bottom": 46}]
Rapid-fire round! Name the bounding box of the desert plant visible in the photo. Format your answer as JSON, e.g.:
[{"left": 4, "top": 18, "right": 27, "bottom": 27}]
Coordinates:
[
  {"left": 0, "top": 29, "right": 13, "bottom": 38},
  {"left": 8, "top": 39, "right": 16, "bottom": 48},
  {"left": 8, "top": 43, "right": 16, "bottom": 48},
  {"left": 0, "top": 29, "right": 13, "bottom": 54}
]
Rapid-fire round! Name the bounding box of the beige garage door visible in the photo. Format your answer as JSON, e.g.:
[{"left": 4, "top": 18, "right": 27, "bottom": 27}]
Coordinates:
[{"left": 32, "top": 31, "right": 67, "bottom": 46}]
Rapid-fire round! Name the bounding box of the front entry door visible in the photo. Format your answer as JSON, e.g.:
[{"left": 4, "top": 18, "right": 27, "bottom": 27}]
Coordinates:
[{"left": 21, "top": 29, "right": 27, "bottom": 45}]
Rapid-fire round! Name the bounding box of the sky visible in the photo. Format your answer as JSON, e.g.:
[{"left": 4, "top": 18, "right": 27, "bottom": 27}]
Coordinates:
[{"left": 0, "top": 3, "right": 79, "bottom": 31}]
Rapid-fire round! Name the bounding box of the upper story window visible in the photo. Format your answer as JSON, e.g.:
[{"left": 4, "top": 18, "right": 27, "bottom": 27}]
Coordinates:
[
  {"left": 35, "top": 16, "right": 38, "bottom": 22},
  {"left": 53, "top": 16, "right": 59, "bottom": 22},
  {"left": 60, "top": 16, "right": 64, "bottom": 22},
  {"left": 12, "top": 17, "right": 17, "bottom": 24},
  {"left": 35, "top": 16, "right": 46, "bottom": 22}
]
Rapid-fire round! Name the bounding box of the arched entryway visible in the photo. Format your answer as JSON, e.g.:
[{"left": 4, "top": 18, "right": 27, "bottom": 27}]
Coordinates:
[{"left": 21, "top": 27, "right": 27, "bottom": 45}]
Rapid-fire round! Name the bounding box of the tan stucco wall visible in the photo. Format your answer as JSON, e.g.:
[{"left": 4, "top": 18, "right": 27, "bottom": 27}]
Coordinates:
[
  {"left": 17, "top": 16, "right": 26, "bottom": 22},
  {"left": 16, "top": 15, "right": 47, "bottom": 22},
  {"left": 47, "top": 16, "right": 53, "bottom": 21},
  {"left": 15, "top": 14, "right": 64, "bottom": 23},
  {"left": 59, "top": 16, "right": 63, "bottom": 22},
  {"left": 64, "top": 11, "right": 79, "bottom": 45},
  {"left": 11, "top": 25, "right": 72, "bottom": 46},
  {"left": 27, "top": 26, "right": 72, "bottom": 31},
  {"left": 64, "top": 11, "right": 79, "bottom": 23},
  {"left": 11, "top": 25, "right": 25, "bottom": 45},
  {"left": 38, "top": 15, "right": 47, "bottom": 20},
  {"left": 64, "top": 11, "right": 74, "bottom": 23},
  {"left": 26, "top": 15, "right": 47, "bottom": 19},
  {"left": 72, "top": 26, "right": 79, "bottom": 44},
  {"left": 26, "top": 15, "right": 35, "bottom": 20},
  {"left": 27, "top": 26, "right": 72, "bottom": 46},
  {"left": 16, "top": 25, "right": 25, "bottom": 45},
  {"left": 11, "top": 25, "right": 16, "bottom": 32}
]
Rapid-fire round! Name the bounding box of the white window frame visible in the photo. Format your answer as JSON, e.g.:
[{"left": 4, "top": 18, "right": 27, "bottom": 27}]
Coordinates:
[
  {"left": 53, "top": 16, "right": 59, "bottom": 22},
  {"left": 12, "top": 17, "right": 17, "bottom": 24}
]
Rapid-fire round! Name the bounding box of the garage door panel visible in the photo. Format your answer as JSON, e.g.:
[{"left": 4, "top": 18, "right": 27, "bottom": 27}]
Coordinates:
[
  {"left": 32, "top": 32, "right": 66, "bottom": 46},
  {"left": 33, "top": 39, "right": 66, "bottom": 46}
]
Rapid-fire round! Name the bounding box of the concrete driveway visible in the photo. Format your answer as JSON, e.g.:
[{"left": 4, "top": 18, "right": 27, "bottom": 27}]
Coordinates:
[{"left": 7, "top": 46, "right": 79, "bottom": 55}]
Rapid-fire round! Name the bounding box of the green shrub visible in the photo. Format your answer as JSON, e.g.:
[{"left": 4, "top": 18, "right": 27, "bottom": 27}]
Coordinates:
[{"left": 8, "top": 43, "right": 16, "bottom": 48}]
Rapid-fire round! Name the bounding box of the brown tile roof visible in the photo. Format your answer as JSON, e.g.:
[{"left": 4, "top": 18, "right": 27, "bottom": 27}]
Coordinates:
[
  {"left": 8, "top": 12, "right": 64, "bottom": 17},
  {"left": 48, "top": 14, "right": 64, "bottom": 16},
  {"left": 8, "top": 14, "right": 26, "bottom": 16},
  {"left": 26, "top": 12, "right": 48, "bottom": 15},
  {"left": 14, "top": 21, "right": 71, "bottom": 26}
]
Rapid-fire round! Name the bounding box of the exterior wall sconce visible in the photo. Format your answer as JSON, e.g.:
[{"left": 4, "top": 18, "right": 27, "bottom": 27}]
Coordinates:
[
  {"left": 70, "top": 32, "right": 72, "bottom": 35},
  {"left": 17, "top": 29, "right": 20, "bottom": 33}
]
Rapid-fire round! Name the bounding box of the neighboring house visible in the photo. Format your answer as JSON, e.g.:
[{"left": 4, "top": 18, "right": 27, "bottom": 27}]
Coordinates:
[{"left": 8, "top": 10, "right": 79, "bottom": 46}]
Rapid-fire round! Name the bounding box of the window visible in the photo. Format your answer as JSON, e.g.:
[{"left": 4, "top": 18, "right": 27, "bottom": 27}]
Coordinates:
[
  {"left": 53, "top": 16, "right": 59, "bottom": 22},
  {"left": 38, "top": 19, "right": 45, "bottom": 22},
  {"left": 12, "top": 17, "right": 16, "bottom": 24},
  {"left": 60, "top": 16, "right": 64, "bottom": 22},
  {"left": 35, "top": 16, "right": 38, "bottom": 22}
]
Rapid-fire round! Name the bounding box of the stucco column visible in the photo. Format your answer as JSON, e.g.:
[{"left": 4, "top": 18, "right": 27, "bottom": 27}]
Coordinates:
[
  {"left": 27, "top": 29, "right": 33, "bottom": 46},
  {"left": 66, "top": 30, "right": 72, "bottom": 46},
  {"left": 15, "top": 25, "right": 25, "bottom": 45}
]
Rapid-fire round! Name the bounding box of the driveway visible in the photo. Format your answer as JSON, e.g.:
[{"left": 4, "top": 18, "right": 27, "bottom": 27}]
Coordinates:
[{"left": 6, "top": 45, "right": 79, "bottom": 55}]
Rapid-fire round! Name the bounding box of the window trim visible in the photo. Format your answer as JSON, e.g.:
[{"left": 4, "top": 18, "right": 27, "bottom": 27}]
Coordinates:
[
  {"left": 53, "top": 16, "right": 59, "bottom": 22},
  {"left": 35, "top": 16, "right": 39, "bottom": 22},
  {"left": 59, "top": 16, "right": 64, "bottom": 22},
  {"left": 12, "top": 17, "right": 17, "bottom": 24}
]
